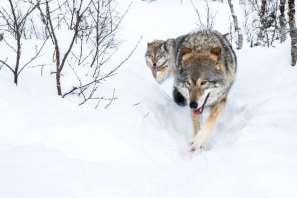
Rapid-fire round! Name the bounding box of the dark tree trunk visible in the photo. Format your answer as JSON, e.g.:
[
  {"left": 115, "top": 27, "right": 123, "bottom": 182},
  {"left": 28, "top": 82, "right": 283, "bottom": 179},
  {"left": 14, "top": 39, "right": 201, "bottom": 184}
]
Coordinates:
[
  {"left": 9, "top": 0, "right": 21, "bottom": 85},
  {"left": 14, "top": 71, "right": 18, "bottom": 85},
  {"left": 279, "top": 0, "right": 287, "bottom": 42},
  {"left": 288, "top": 0, "right": 297, "bottom": 66},
  {"left": 14, "top": 33, "right": 21, "bottom": 85},
  {"left": 260, "top": 0, "right": 267, "bottom": 18},
  {"left": 56, "top": 71, "right": 62, "bottom": 96},
  {"left": 258, "top": 0, "right": 267, "bottom": 43}
]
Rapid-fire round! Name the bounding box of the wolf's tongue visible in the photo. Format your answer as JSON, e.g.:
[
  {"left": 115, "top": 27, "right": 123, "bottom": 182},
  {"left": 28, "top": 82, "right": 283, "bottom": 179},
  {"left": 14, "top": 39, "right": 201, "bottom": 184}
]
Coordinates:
[
  {"left": 192, "top": 93, "right": 210, "bottom": 115},
  {"left": 193, "top": 107, "right": 203, "bottom": 115}
]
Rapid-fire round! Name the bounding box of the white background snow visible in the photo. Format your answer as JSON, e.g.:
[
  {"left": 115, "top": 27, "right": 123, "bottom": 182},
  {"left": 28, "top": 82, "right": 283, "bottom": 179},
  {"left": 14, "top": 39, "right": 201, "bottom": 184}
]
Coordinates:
[{"left": 0, "top": 0, "right": 297, "bottom": 198}]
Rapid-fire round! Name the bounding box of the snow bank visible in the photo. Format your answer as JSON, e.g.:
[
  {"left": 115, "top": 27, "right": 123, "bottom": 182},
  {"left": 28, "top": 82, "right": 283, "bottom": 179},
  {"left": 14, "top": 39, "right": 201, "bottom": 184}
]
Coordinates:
[{"left": 0, "top": 0, "right": 297, "bottom": 198}]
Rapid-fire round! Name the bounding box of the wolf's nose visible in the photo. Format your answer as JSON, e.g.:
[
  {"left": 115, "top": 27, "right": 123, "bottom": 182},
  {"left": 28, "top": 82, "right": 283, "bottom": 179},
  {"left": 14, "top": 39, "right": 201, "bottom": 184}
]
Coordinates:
[
  {"left": 189, "top": 101, "right": 198, "bottom": 109},
  {"left": 153, "top": 63, "right": 156, "bottom": 67}
]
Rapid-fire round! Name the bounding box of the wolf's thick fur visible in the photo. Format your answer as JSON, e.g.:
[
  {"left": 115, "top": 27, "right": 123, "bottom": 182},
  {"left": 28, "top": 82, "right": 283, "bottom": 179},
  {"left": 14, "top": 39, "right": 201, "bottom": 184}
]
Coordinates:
[
  {"left": 145, "top": 36, "right": 189, "bottom": 106},
  {"left": 174, "top": 30, "right": 237, "bottom": 151},
  {"left": 145, "top": 35, "right": 187, "bottom": 84},
  {"left": 145, "top": 39, "right": 175, "bottom": 83}
]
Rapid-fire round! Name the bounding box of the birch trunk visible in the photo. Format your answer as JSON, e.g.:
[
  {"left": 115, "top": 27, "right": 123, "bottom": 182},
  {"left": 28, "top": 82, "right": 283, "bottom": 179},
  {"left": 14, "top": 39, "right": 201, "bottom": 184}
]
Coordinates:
[
  {"left": 288, "top": 0, "right": 297, "bottom": 66},
  {"left": 227, "top": 0, "right": 243, "bottom": 50}
]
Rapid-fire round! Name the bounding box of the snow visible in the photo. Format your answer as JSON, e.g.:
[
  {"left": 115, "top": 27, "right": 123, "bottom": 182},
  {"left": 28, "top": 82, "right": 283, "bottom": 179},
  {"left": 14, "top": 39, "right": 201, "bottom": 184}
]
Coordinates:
[{"left": 1, "top": 0, "right": 297, "bottom": 198}]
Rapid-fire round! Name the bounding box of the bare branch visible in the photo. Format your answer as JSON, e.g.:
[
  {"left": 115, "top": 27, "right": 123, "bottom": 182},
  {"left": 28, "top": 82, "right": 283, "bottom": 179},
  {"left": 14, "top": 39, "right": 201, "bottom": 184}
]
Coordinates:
[{"left": 0, "top": 59, "right": 14, "bottom": 73}]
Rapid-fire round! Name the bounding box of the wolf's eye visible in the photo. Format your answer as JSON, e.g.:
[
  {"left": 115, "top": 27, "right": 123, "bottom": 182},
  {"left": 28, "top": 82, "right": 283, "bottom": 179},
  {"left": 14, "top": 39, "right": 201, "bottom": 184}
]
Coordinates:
[{"left": 201, "top": 80, "right": 208, "bottom": 86}]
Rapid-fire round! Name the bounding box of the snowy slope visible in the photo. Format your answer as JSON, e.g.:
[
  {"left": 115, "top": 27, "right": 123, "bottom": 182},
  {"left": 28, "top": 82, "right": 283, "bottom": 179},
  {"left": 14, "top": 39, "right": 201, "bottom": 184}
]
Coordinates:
[{"left": 1, "top": 0, "right": 297, "bottom": 198}]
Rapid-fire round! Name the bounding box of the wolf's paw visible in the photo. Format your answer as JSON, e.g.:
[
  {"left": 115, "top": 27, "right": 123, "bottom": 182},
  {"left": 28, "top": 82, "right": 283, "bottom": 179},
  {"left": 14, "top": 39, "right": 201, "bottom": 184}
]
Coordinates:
[{"left": 189, "top": 141, "right": 209, "bottom": 153}]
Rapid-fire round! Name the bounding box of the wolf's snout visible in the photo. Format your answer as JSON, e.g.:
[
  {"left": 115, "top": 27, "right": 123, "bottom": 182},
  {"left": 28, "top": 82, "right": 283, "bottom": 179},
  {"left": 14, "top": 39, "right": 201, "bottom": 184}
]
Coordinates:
[
  {"left": 189, "top": 101, "right": 198, "bottom": 109},
  {"left": 153, "top": 63, "right": 157, "bottom": 67}
]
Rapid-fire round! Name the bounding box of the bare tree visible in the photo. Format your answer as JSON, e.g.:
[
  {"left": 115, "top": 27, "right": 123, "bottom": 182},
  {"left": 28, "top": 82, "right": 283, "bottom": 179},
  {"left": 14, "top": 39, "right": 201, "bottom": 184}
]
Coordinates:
[
  {"left": 34, "top": 0, "right": 137, "bottom": 106},
  {"left": 191, "top": 0, "right": 216, "bottom": 30},
  {"left": 288, "top": 0, "right": 297, "bottom": 66},
  {"left": 62, "top": 1, "right": 140, "bottom": 106},
  {"left": 0, "top": 0, "right": 46, "bottom": 85},
  {"left": 260, "top": 0, "right": 267, "bottom": 17},
  {"left": 35, "top": 0, "right": 90, "bottom": 95},
  {"left": 227, "top": 0, "right": 243, "bottom": 49},
  {"left": 243, "top": 0, "right": 280, "bottom": 47}
]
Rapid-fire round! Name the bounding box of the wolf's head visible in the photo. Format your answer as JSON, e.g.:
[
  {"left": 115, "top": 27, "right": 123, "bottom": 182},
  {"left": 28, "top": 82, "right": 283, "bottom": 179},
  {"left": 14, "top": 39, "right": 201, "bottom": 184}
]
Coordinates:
[
  {"left": 180, "top": 47, "right": 225, "bottom": 114},
  {"left": 145, "top": 40, "right": 173, "bottom": 83}
]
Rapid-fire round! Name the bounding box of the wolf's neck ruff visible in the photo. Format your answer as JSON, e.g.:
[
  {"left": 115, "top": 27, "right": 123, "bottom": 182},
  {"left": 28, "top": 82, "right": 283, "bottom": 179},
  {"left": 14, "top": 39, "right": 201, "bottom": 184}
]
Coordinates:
[{"left": 193, "top": 93, "right": 210, "bottom": 115}]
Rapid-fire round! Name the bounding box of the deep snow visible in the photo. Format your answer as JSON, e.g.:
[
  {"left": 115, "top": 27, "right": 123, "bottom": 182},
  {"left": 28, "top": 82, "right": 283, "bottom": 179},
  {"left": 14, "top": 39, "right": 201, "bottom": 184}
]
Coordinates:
[{"left": 1, "top": 0, "right": 297, "bottom": 198}]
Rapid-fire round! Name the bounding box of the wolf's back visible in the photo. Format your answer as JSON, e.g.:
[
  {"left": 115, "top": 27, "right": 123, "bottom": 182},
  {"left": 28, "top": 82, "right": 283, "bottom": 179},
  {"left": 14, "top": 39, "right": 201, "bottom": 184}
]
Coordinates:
[{"left": 176, "top": 30, "right": 237, "bottom": 81}]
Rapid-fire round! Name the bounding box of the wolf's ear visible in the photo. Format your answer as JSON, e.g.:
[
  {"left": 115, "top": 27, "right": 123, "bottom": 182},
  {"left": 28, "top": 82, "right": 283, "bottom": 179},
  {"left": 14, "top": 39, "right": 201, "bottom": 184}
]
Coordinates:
[
  {"left": 210, "top": 47, "right": 221, "bottom": 58},
  {"left": 180, "top": 47, "right": 193, "bottom": 62},
  {"left": 165, "top": 39, "right": 175, "bottom": 51},
  {"left": 180, "top": 47, "right": 192, "bottom": 56},
  {"left": 162, "top": 43, "right": 168, "bottom": 52}
]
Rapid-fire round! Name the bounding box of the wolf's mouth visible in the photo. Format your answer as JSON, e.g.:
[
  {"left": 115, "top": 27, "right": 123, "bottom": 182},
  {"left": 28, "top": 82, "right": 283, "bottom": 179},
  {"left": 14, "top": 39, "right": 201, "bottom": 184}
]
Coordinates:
[
  {"left": 193, "top": 93, "right": 210, "bottom": 115},
  {"left": 151, "top": 62, "right": 169, "bottom": 79},
  {"left": 154, "top": 61, "right": 168, "bottom": 71}
]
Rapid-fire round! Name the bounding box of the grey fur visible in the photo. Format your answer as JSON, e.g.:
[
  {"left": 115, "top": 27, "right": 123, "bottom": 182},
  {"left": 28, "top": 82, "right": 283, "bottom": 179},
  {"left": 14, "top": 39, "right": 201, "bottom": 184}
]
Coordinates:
[
  {"left": 145, "top": 34, "right": 188, "bottom": 83},
  {"left": 176, "top": 30, "right": 237, "bottom": 74},
  {"left": 145, "top": 30, "right": 237, "bottom": 108},
  {"left": 174, "top": 30, "right": 237, "bottom": 106}
]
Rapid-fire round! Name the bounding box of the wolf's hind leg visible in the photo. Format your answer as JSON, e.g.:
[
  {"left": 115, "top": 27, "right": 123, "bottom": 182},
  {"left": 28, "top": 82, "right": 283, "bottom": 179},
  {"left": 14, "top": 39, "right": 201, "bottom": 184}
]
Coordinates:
[
  {"left": 191, "top": 97, "right": 227, "bottom": 151},
  {"left": 173, "top": 87, "right": 187, "bottom": 106}
]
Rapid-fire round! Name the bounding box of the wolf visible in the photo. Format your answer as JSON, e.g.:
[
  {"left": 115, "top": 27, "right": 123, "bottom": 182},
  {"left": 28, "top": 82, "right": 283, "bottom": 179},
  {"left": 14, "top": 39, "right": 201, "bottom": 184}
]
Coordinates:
[
  {"left": 174, "top": 30, "right": 237, "bottom": 152},
  {"left": 145, "top": 39, "right": 175, "bottom": 83},
  {"left": 145, "top": 36, "right": 189, "bottom": 106}
]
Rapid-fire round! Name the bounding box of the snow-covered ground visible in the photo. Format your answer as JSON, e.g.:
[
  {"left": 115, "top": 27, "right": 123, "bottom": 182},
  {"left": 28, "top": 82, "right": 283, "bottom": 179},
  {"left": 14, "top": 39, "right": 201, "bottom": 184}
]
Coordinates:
[{"left": 1, "top": 0, "right": 297, "bottom": 198}]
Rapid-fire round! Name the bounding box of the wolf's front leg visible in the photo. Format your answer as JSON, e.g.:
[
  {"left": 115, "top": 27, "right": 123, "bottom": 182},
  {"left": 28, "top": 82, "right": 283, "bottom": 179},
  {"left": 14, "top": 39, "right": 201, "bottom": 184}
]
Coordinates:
[
  {"left": 190, "top": 98, "right": 227, "bottom": 152},
  {"left": 192, "top": 112, "right": 201, "bottom": 136}
]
